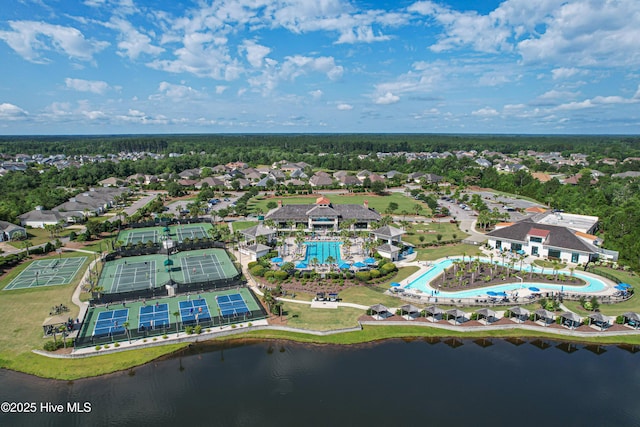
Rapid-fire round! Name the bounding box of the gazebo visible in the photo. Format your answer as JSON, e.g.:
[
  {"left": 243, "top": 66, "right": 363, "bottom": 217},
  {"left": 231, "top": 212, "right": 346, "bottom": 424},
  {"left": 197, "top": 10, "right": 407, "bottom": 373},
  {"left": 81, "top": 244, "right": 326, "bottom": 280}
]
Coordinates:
[
  {"left": 400, "top": 304, "right": 421, "bottom": 321},
  {"left": 475, "top": 308, "right": 498, "bottom": 324},
  {"left": 369, "top": 304, "right": 390, "bottom": 320},
  {"left": 425, "top": 305, "right": 444, "bottom": 322},
  {"left": 622, "top": 312, "right": 640, "bottom": 329},
  {"left": 534, "top": 308, "right": 555, "bottom": 326},
  {"left": 560, "top": 311, "right": 582, "bottom": 329},
  {"left": 446, "top": 308, "right": 467, "bottom": 325},
  {"left": 588, "top": 312, "right": 610, "bottom": 331},
  {"left": 509, "top": 306, "right": 530, "bottom": 323}
]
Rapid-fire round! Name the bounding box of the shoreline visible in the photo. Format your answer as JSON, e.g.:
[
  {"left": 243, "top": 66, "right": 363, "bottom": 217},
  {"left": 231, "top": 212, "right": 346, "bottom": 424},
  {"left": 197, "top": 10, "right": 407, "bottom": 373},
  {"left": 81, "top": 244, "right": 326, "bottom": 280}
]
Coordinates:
[{"left": 9, "top": 319, "right": 640, "bottom": 380}]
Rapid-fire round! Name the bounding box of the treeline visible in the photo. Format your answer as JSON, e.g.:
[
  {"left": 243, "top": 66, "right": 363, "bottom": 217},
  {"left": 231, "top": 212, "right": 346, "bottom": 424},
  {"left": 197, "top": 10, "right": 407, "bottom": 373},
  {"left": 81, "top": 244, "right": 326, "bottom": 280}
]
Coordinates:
[{"left": 2, "top": 134, "right": 640, "bottom": 158}]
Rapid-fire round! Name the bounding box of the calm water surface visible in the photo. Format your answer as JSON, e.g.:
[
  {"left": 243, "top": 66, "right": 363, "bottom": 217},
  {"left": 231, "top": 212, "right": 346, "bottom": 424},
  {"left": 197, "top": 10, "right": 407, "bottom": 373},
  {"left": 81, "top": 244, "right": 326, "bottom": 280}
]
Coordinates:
[{"left": 1, "top": 339, "right": 640, "bottom": 427}]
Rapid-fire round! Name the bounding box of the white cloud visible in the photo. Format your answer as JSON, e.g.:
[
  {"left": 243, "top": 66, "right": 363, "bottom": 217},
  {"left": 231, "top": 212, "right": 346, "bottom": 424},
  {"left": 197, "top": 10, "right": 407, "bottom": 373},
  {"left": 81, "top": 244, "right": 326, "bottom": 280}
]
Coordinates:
[
  {"left": 551, "top": 67, "right": 580, "bottom": 80},
  {"left": 65, "top": 78, "right": 110, "bottom": 94},
  {"left": 309, "top": 89, "right": 323, "bottom": 99},
  {"left": 337, "top": 103, "right": 353, "bottom": 110},
  {"left": 409, "top": 0, "right": 640, "bottom": 67},
  {"left": 0, "top": 20, "right": 109, "bottom": 63},
  {"left": 472, "top": 107, "right": 500, "bottom": 117},
  {"left": 106, "top": 18, "right": 164, "bottom": 60},
  {"left": 149, "top": 81, "right": 205, "bottom": 101},
  {"left": 216, "top": 85, "right": 228, "bottom": 94},
  {"left": 0, "top": 103, "right": 28, "bottom": 120},
  {"left": 241, "top": 40, "right": 271, "bottom": 68},
  {"left": 375, "top": 92, "right": 400, "bottom": 105}
]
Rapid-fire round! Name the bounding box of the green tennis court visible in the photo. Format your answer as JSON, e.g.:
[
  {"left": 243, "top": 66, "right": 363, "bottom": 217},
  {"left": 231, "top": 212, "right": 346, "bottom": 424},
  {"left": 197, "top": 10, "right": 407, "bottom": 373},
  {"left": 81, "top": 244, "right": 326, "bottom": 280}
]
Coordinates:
[
  {"left": 117, "top": 223, "right": 214, "bottom": 245},
  {"left": 4, "top": 257, "right": 88, "bottom": 290}
]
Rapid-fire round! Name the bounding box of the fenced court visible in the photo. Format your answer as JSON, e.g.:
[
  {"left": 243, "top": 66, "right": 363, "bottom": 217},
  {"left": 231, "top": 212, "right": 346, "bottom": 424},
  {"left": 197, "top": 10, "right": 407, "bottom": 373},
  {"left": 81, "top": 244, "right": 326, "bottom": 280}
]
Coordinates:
[
  {"left": 108, "top": 260, "right": 157, "bottom": 293},
  {"left": 176, "top": 225, "right": 210, "bottom": 241},
  {"left": 4, "top": 256, "right": 88, "bottom": 290},
  {"left": 97, "top": 249, "right": 238, "bottom": 297},
  {"left": 75, "top": 287, "right": 267, "bottom": 347},
  {"left": 117, "top": 223, "right": 214, "bottom": 246},
  {"left": 216, "top": 293, "right": 250, "bottom": 318},
  {"left": 93, "top": 309, "right": 128, "bottom": 337},
  {"left": 123, "top": 229, "right": 159, "bottom": 245},
  {"left": 181, "top": 252, "right": 234, "bottom": 283},
  {"left": 179, "top": 298, "right": 211, "bottom": 324},
  {"left": 138, "top": 303, "right": 170, "bottom": 331}
]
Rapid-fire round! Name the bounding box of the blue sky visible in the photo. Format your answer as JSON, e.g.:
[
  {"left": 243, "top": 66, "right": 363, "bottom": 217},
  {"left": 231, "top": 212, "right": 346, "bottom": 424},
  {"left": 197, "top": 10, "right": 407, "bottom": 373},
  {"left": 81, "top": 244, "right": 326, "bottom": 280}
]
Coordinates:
[{"left": 1, "top": 0, "right": 639, "bottom": 135}]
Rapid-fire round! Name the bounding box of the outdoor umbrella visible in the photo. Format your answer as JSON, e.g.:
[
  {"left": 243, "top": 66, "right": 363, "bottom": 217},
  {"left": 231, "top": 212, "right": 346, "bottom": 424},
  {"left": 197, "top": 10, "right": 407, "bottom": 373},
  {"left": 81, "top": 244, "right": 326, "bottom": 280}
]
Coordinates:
[
  {"left": 163, "top": 259, "right": 173, "bottom": 266},
  {"left": 353, "top": 262, "right": 367, "bottom": 268},
  {"left": 619, "top": 283, "right": 632, "bottom": 289},
  {"left": 496, "top": 291, "right": 508, "bottom": 297},
  {"left": 486, "top": 291, "right": 497, "bottom": 296},
  {"left": 271, "top": 257, "right": 283, "bottom": 263},
  {"left": 364, "top": 257, "right": 377, "bottom": 264},
  {"left": 616, "top": 284, "right": 628, "bottom": 291},
  {"left": 528, "top": 286, "right": 540, "bottom": 292},
  {"left": 295, "top": 262, "right": 308, "bottom": 269},
  {"left": 338, "top": 262, "right": 351, "bottom": 269},
  {"left": 390, "top": 282, "right": 401, "bottom": 287}
]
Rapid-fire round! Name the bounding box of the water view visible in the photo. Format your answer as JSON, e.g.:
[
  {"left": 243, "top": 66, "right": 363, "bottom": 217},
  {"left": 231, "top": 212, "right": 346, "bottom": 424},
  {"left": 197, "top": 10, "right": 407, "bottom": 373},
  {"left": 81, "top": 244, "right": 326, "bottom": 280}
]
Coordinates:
[{"left": 1, "top": 339, "right": 639, "bottom": 427}]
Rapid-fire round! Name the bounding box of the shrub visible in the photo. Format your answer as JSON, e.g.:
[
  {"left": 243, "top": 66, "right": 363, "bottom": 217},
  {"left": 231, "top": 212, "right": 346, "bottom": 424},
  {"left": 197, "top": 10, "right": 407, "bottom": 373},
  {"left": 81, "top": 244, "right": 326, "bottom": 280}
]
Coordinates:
[
  {"left": 380, "top": 262, "right": 397, "bottom": 275},
  {"left": 185, "top": 326, "right": 194, "bottom": 335},
  {"left": 264, "top": 270, "right": 275, "bottom": 279},
  {"left": 194, "top": 325, "right": 202, "bottom": 334},
  {"left": 114, "top": 342, "right": 120, "bottom": 347},
  {"left": 369, "top": 269, "right": 381, "bottom": 279},
  {"left": 43, "top": 341, "right": 58, "bottom": 351},
  {"left": 231, "top": 324, "right": 237, "bottom": 329},
  {"left": 162, "top": 335, "right": 168, "bottom": 339},
  {"left": 274, "top": 270, "right": 289, "bottom": 281},
  {"left": 250, "top": 265, "right": 266, "bottom": 277},
  {"left": 616, "top": 315, "right": 624, "bottom": 324},
  {"left": 355, "top": 271, "right": 371, "bottom": 282},
  {"left": 95, "top": 345, "right": 102, "bottom": 351},
  {"left": 247, "top": 261, "right": 259, "bottom": 269}
]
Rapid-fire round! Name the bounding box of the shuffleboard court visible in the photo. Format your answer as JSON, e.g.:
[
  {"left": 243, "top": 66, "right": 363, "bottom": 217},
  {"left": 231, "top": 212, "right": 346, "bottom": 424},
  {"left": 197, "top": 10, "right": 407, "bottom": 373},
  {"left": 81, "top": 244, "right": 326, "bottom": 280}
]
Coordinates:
[
  {"left": 138, "top": 303, "right": 169, "bottom": 330},
  {"left": 4, "top": 257, "right": 88, "bottom": 290},
  {"left": 179, "top": 298, "right": 211, "bottom": 324},
  {"left": 110, "top": 260, "right": 157, "bottom": 293},
  {"left": 93, "top": 309, "right": 128, "bottom": 337}
]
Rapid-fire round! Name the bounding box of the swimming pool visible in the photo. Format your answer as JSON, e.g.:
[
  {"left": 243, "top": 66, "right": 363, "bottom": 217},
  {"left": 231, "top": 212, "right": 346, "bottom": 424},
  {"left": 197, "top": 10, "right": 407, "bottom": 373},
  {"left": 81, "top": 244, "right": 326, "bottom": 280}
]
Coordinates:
[
  {"left": 304, "top": 241, "right": 343, "bottom": 265},
  {"left": 405, "top": 258, "right": 609, "bottom": 298}
]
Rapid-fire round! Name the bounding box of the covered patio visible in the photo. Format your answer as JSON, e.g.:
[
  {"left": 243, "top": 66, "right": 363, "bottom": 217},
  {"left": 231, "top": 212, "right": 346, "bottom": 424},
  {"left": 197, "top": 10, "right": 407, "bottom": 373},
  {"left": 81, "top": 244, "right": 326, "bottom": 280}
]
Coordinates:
[
  {"left": 369, "top": 304, "right": 391, "bottom": 320},
  {"left": 622, "top": 312, "right": 640, "bottom": 329},
  {"left": 425, "top": 305, "right": 444, "bottom": 322},
  {"left": 475, "top": 308, "right": 498, "bottom": 325},
  {"left": 588, "top": 312, "right": 611, "bottom": 331},
  {"left": 400, "top": 304, "right": 421, "bottom": 321},
  {"left": 446, "top": 308, "right": 467, "bottom": 325},
  {"left": 508, "top": 306, "right": 530, "bottom": 324},
  {"left": 560, "top": 311, "right": 582, "bottom": 329},
  {"left": 534, "top": 308, "right": 555, "bottom": 327}
]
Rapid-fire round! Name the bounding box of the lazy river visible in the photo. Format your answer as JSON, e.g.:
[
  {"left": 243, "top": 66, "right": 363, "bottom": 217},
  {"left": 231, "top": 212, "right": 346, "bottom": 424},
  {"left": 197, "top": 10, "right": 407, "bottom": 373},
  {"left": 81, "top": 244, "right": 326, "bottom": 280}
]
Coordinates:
[{"left": 405, "top": 258, "right": 610, "bottom": 298}]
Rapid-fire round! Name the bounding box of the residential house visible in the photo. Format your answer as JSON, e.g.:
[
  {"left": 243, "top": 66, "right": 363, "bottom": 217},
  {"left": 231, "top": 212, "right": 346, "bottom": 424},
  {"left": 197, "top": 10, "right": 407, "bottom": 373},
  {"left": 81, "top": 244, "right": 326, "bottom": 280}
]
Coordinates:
[
  {"left": 0, "top": 221, "right": 26, "bottom": 241},
  {"left": 19, "top": 207, "right": 72, "bottom": 228}
]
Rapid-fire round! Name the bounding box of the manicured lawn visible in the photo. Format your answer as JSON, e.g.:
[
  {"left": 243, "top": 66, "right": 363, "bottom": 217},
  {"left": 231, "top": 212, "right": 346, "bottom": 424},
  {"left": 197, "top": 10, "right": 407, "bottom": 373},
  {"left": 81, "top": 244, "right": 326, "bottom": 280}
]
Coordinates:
[
  {"left": 282, "top": 303, "right": 363, "bottom": 331},
  {"left": 339, "top": 266, "right": 420, "bottom": 307},
  {"left": 416, "top": 244, "right": 483, "bottom": 261},
  {"left": 7, "top": 227, "right": 70, "bottom": 249},
  {"left": 0, "top": 253, "right": 92, "bottom": 370},
  {"left": 403, "top": 222, "right": 467, "bottom": 246},
  {"left": 231, "top": 220, "right": 259, "bottom": 232},
  {"left": 249, "top": 193, "right": 432, "bottom": 216},
  {"left": 533, "top": 259, "right": 567, "bottom": 269}
]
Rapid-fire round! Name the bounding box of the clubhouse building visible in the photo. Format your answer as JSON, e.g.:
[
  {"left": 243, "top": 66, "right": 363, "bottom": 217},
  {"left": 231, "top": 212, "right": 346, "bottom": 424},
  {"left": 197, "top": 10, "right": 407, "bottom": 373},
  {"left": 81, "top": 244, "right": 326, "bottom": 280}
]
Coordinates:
[
  {"left": 485, "top": 218, "right": 607, "bottom": 264},
  {"left": 264, "top": 196, "right": 382, "bottom": 231}
]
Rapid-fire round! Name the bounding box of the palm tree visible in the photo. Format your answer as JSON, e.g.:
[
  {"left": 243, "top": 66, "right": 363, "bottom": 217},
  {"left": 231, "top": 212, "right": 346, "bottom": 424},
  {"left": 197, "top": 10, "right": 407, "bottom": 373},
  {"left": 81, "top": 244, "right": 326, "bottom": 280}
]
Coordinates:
[
  {"left": 22, "top": 239, "right": 33, "bottom": 256},
  {"left": 173, "top": 311, "right": 180, "bottom": 336},
  {"left": 123, "top": 321, "right": 131, "bottom": 344},
  {"left": 326, "top": 255, "right": 336, "bottom": 266},
  {"left": 413, "top": 203, "right": 423, "bottom": 216}
]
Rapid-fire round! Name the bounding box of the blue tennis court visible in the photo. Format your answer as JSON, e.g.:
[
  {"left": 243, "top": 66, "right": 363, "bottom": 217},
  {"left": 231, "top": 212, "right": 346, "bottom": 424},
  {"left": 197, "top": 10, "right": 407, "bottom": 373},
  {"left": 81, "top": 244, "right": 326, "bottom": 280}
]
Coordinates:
[
  {"left": 217, "top": 293, "right": 250, "bottom": 317},
  {"left": 179, "top": 299, "right": 211, "bottom": 324},
  {"left": 93, "top": 309, "right": 129, "bottom": 337},
  {"left": 138, "top": 303, "right": 169, "bottom": 330}
]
